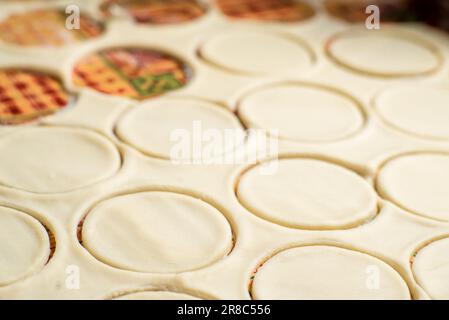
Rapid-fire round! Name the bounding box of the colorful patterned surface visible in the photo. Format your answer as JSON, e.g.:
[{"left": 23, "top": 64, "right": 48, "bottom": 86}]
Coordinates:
[
  {"left": 0, "top": 9, "right": 104, "bottom": 47},
  {"left": 0, "top": 70, "right": 70, "bottom": 125},
  {"left": 72, "top": 47, "right": 191, "bottom": 100},
  {"left": 101, "top": 0, "right": 206, "bottom": 24},
  {"left": 215, "top": 0, "right": 315, "bottom": 22}
]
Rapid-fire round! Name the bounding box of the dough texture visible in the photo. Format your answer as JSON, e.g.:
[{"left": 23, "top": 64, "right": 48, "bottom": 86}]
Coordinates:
[
  {"left": 375, "top": 86, "right": 449, "bottom": 140},
  {"left": 237, "top": 158, "right": 377, "bottom": 229},
  {"left": 328, "top": 29, "right": 439, "bottom": 76},
  {"left": 115, "top": 291, "right": 200, "bottom": 300},
  {"left": 0, "top": 127, "right": 120, "bottom": 193},
  {"left": 377, "top": 153, "right": 449, "bottom": 221},
  {"left": 116, "top": 98, "right": 244, "bottom": 159},
  {"left": 200, "top": 31, "right": 312, "bottom": 75},
  {"left": 252, "top": 246, "right": 410, "bottom": 300},
  {"left": 238, "top": 83, "right": 364, "bottom": 142},
  {"left": 82, "top": 191, "right": 233, "bottom": 273},
  {"left": 0, "top": 206, "right": 50, "bottom": 286},
  {"left": 413, "top": 237, "right": 449, "bottom": 300}
]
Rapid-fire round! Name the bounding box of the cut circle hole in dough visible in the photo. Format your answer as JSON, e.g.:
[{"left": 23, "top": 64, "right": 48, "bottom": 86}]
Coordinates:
[
  {"left": 327, "top": 29, "right": 440, "bottom": 77},
  {"left": 0, "top": 206, "right": 50, "bottom": 286},
  {"left": 251, "top": 246, "right": 411, "bottom": 300},
  {"left": 377, "top": 153, "right": 449, "bottom": 222},
  {"left": 238, "top": 83, "right": 364, "bottom": 142},
  {"left": 116, "top": 98, "right": 245, "bottom": 160},
  {"left": 375, "top": 86, "right": 449, "bottom": 140},
  {"left": 199, "top": 31, "right": 313, "bottom": 75},
  {"left": 413, "top": 237, "right": 449, "bottom": 300},
  {"left": 236, "top": 158, "right": 377, "bottom": 230},
  {"left": 114, "top": 291, "right": 201, "bottom": 300},
  {"left": 0, "top": 127, "right": 121, "bottom": 193},
  {"left": 82, "top": 191, "right": 233, "bottom": 273},
  {"left": 72, "top": 47, "right": 192, "bottom": 100}
]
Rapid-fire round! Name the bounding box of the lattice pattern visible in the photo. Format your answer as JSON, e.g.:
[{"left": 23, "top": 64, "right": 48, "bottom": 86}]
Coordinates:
[
  {"left": 0, "top": 70, "right": 69, "bottom": 125},
  {"left": 72, "top": 48, "right": 191, "bottom": 100}
]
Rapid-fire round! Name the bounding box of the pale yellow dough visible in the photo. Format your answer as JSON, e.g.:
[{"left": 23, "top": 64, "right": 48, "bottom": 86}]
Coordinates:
[
  {"left": 116, "top": 98, "right": 244, "bottom": 160},
  {"left": 237, "top": 158, "right": 377, "bottom": 229},
  {"left": 115, "top": 291, "right": 200, "bottom": 300},
  {"left": 328, "top": 29, "right": 439, "bottom": 77},
  {"left": 375, "top": 86, "right": 449, "bottom": 140},
  {"left": 0, "top": 206, "right": 50, "bottom": 286},
  {"left": 413, "top": 237, "right": 449, "bottom": 300},
  {"left": 238, "top": 83, "right": 364, "bottom": 142},
  {"left": 200, "top": 31, "right": 312, "bottom": 75},
  {"left": 377, "top": 153, "right": 449, "bottom": 222},
  {"left": 0, "top": 127, "right": 120, "bottom": 193},
  {"left": 252, "top": 246, "right": 410, "bottom": 300},
  {"left": 82, "top": 191, "right": 233, "bottom": 273}
]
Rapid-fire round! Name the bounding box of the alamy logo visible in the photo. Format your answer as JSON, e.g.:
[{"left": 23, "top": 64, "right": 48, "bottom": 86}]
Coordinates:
[
  {"left": 366, "top": 5, "right": 381, "bottom": 30},
  {"left": 65, "top": 5, "right": 80, "bottom": 30}
]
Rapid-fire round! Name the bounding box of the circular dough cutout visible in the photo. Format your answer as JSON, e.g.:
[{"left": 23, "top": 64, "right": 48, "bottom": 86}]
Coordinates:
[
  {"left": 375, "top": 86, "right": 449, "bottom": 140},
  {"left": 0, "top": 127, "right": 120, "bottom": 193},
  {"left": 72, "top": 47, "right": 192, "bottom": 100},
  {"left": 327, "top": 29, "right": 440, "bottom": 77},
  {"left": 252, "top": 246, "right": 410, "bottom": 300},
  {"left": 100, "top": 0, "right": 207, "bottom": 25},
  {"left": 200, "top": 31, "right": 313, "bottom": 75},
  {"left": 237, "top": 158, "right": 377, "bottom": 229},
  {"left": 0, "top": 206, "right": 50, "bottom": 286},
  {"left": 114, "top": 291, "right": 200, "bottom": 300},
  {"left": 116, "top": 98, "right": 245, "bottom": 159},
  {"left": 0, "top": 8, "right": 103, "bottom": 47},
  {"left": 82, "top": 191, "right": 233, "bottom": 273},
  {"left": 413, "top": 237, "right": 449, "bottom": 299},
  {"left": 238, "top": 83, "right": 364, "bottom": 142},
  {"left": 377, "top": 153, "right": 449, "bottom": 222}
]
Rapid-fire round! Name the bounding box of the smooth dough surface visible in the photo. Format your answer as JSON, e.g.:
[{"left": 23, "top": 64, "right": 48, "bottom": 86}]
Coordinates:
[
  {"left": 328, "top": 30, "right": 439, "bottom": 76},
  {"left": 413, "top": 237, "right": 449, "bottom": 299},
  {"left": 116, "top": 98, "right": 244, "bottom": 159},
  {"left": 238, "top": 84, "right": 364, "bottom": 142},
  {"left": 377, "top": 153, "right": 449, "bottom": 221},
  {"left": 252, "top": 246, "right": 410, "bottom": 300},
  {"left": 237, "top": 158, "right": 377, "bottom": 229},
  {"left": 375, "top": 86, "right": 449, "bottom": 140},
  {"left": 82, "top": 191, "right": 233, "bottom": 273},
  {"left": 200, "top": 31, "right": 312, "bottom": 75},
  {"left": 0, "top": 206, "right": 50, "bottom": 286},
  {"left": 115, "top": 291, "right": 200, "bottom": 300},
  {"left": 0, "top": 127, "right": 120, "bottom": 193}
]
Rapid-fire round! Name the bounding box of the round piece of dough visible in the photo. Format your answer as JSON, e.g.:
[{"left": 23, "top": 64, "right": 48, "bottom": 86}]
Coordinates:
[
  {"left": 200, "top": 31, "right": 313, "bottom": 75},
  {"left": 375, "top": 86, "right": 449, "bottom": 140},
  {"left": 328, "top": 29, "right": 440, "bottom": 77},
  {"left": 115, "top": 291, "right": 200, "bottom": 300},
  {"left": 238, "top": 83, "right": 364, "bottom": 142},
  {"left": 252, "top": 246, "right": 410, "bottom": 300},
  {"left": 237, "top": 158, "right": 377, "bottom": 229},
  {"left": 0, "top": 127, "right": 120, "bottom": 193},
  {"left": 413, "top": 237, "right": 449, "bottom": 299},
  {"left": 82, "top": 191, "right": 233, "bottom": 273},
  {"left": 377, "top": 153, "right": 449, "bottom": 221},
  {"left": 116, "top": 98, "right": 244, "bottom": 160},
  {"left": 0, "top": 206, "right": 50, "bottom": 286}
]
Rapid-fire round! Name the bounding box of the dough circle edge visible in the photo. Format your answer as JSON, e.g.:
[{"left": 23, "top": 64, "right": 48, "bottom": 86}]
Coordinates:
[
  {"left": 326, "top": 28, "right": 442, "bottom": 77},
  {"left": 0, "top": 206, "right": 51, "bottom": 286},
  {"left": 376, "top": 152, "right": 449, "bottom": 222},
  {"left": 237, "top": 82, "right": 366, "bottom": 143},
  {"left": 236, "top": 157, "right": 378, "bottom": 230},
  {"left": 0, "top": 126, "right": 121, "bottom": 194},
  {"left": 251, "top": 245, "right": 411, "bottom": 300},
  {"left": 81, "top": 190, "right": 234, "bottom": 273}
]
